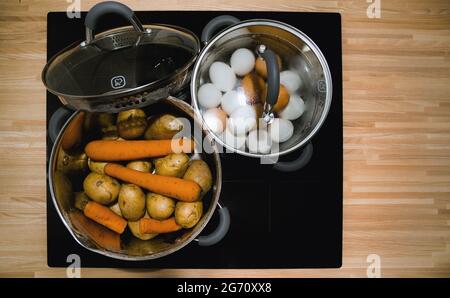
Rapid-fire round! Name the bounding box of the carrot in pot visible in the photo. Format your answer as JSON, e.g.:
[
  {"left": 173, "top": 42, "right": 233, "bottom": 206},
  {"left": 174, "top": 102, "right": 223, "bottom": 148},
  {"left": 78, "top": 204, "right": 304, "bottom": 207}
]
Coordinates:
[
  {"left": 139, "top": 217, "right": 181, "bottom": 234},
  {"left": 84, "top": 139, "right": 195, "bottom": 161},
  {"left": 61, "top": 111, "right": 85, "bottom": 151},
  {"left": 104, "top": 163, "right": 201, "bottom": 202},
  {"left": 83, "top": 201, "right": 127, "bottom": 234}
]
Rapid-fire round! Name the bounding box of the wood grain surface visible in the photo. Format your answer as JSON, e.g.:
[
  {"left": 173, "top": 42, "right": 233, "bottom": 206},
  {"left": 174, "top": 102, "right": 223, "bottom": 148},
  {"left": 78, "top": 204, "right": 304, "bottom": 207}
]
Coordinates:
[{"left": 0, "top": 0, "right": 449, "bottom": 278}]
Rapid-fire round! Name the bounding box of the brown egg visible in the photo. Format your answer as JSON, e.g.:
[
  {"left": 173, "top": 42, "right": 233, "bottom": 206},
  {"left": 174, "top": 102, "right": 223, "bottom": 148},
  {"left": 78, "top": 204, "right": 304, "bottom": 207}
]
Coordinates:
[
  {"left": 255, "top": 55, "right": 282, "bottom": 79},
  {"left": 262, "top": 84, "right": 290, "bottom": 113},
  {"left": 241, "top": 73, "right": 266, "bottom": 105}
]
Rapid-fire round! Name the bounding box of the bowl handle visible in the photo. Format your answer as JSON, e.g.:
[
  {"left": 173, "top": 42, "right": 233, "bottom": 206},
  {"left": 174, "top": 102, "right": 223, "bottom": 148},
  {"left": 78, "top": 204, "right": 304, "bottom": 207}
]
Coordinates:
[
  {"left": 197, "top": 202, "right": 230, "bottom": 246},
  {"left": 201, "top": 15, "right": 240, "bottom": 44},
  {"left": 273, "top": 142, "right": 314, "bottom": 172},
  {"left": 84, "top": 1, "right": 144, "bottom": 44},
  {"left": 48, "top": 107, "right": 74, "bottom": 144}
]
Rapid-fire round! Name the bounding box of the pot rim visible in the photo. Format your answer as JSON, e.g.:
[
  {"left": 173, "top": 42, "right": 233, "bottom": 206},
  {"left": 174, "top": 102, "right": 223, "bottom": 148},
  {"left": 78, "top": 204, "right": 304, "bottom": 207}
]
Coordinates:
[
  {"left": 48, "top": 98, "right": 222, "bottom": 261},
  {"left": 42, "top": 24, "right": 201, "bottom": 101},
  {"left": 191, "top": 19, "right": 333, "bottom": 158}
]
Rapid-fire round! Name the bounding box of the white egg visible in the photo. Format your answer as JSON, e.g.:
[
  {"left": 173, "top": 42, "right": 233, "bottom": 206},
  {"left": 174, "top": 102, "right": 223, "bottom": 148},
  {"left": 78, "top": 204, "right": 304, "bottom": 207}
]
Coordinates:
[
  {"left": 209, "top": 62, "right": 236, "bottom": 92},
  {"left": 221, "top": 90, "right": 247, "bottom": 116},
  {"left": 280, "top": 70, "right": 302, "bottom": 93},
  {"left": 269, "top": 118, "right": 294, "bottom": 143},
  {"left": 197, "top": 83, "right": 222, "bottom": 109},
  {"left": 230, "top": 48, "right": 255, "bottom": 76},
  {"left": 220, "top": 126, "right": 246, "bottom": 151},
  {"left": 246, "top": 129, "right": 272, "bottom": 154},
  {"left": 279, "top": 94, "right": 305, "bottom": 120},
  {"left": 227, "top": 105, "right": 256, "bottom": 136},
  {"left": 203, "top": 108, "right": 227, "bottom": 134}
]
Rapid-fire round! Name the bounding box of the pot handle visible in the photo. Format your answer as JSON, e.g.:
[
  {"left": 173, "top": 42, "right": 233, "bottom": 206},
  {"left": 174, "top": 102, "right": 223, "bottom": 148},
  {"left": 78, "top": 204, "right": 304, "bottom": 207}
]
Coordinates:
[
  {"left": 84, "top": 1, "right": 144, "bottom": 44},
  {"left": 197, "top": 202, "right": 230, "bottom": 246},
  {"left": 201, "top": 15, "right": 240, "bottom": 44},
  {"left": 48, "top": 107, "right": 74, "bottom": 144},
  {"left": 273, "top": 142, "right": 314, "bottom": 172}
]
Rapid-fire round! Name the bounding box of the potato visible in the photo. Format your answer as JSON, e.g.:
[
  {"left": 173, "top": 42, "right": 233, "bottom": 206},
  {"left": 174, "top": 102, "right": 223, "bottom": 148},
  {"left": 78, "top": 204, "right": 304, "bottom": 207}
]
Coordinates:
[
  {"left": 128, "top": 213, "right": 158, "bottom": 241},
  {"left": 83, "top": 172, "right": 120, "bottom": 205},
  {"left": 146, "top": 193, "right": 175, "bottom": 220},
  {"left": 126, "top": 160, "right": 152, "bottom": 173},
  {"left": 117, "top": 109, "right": 147, "bottom": 139},
  {"left": 154, "top": 153, "right": 190, "bottom": 177},
  {"left": 88, "top": 158, "right": 107, "bottom": 174},
  {"left": 57, "top": 150, "right": 88, "bottom": 174},
  {"left": 183, "top": 160, "right": 213, "bottom": 195},
  {"left": 118, "top": 184, "right": 146, "bottom": 221},
  {"left": 109, "top": 202, "right": 122, "bottom": 217},
  {"left": 144, "top": 114, "right": 183, "bottom": 140},
  {"left": 74, "top": 191, "right": 90, "bottom": 211},
  {"left": 101, "top": 125, "right": 119, "bottom": 140},
  {"left": 175, "top": 201, "right": 203, "bottom": 228}
]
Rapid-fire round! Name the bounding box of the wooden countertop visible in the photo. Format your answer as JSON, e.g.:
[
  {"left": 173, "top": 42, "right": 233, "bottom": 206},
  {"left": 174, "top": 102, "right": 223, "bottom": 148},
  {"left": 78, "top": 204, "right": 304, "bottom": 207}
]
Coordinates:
[{"left": 0, "top": 0, "right": 449, "bottom": 278}]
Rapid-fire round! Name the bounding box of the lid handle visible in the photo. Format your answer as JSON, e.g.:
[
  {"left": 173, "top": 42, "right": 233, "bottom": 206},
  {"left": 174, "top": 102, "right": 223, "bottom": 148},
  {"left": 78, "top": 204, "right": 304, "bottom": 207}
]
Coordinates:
[
  {"left": 257, "top": 45, "right": 280, "bottom": 124},
  {"left": 84, "top": 1, "right": 144, "bottom": 44}
]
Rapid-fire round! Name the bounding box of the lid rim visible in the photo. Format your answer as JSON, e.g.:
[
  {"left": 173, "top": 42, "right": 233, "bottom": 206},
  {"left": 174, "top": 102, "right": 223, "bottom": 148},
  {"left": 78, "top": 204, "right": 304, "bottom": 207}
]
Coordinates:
[{"left": 42, "top": 24, "right": 200, "bottom": 101}]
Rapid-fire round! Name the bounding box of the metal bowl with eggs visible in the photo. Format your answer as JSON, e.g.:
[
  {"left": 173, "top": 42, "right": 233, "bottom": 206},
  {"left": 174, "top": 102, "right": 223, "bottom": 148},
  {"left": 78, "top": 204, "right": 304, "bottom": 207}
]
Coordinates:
[{"left": 191, "top": 16, "right": 332, "bottom": 170}]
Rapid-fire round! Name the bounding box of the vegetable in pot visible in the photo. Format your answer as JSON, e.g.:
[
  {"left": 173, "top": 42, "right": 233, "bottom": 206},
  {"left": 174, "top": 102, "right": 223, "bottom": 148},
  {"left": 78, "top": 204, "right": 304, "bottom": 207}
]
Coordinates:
[
  {"left": 175, "top": 201, "right": 203, "bottom": 228},
  {"left": 126, "top": 160, "right": 152, "bottom": 173},
  {"left": 117, "top": 109, "right": 147, "bottom": 139},
  {"left": 154, "top": 153, "right": 190, "bottom": 177},
  {"left": 144, "top": 114, "right": 183, "bottom": 140},
  {"left": 83, "top": 172, "right": 121, "bottom": 205},
  {"left": 128, "top": 213, "right": 158, "bottom": 240},
  {"left": 74, "top": 192, "right": 126, "bottom": 234},
  {"left": 88, "top": 158, "right": 107, "bottom": 174},
  {"left": 104, "top": 163, "right": 201, "bottom": 202},
  {"left": 146, "top": 193, "right": 175, "bottom": 220},
  {"left": 183, "top": 160, "right": 213, "bottom": 196},
  {"left": 118, "top": 184, "right": 146, "bottom": 221}
]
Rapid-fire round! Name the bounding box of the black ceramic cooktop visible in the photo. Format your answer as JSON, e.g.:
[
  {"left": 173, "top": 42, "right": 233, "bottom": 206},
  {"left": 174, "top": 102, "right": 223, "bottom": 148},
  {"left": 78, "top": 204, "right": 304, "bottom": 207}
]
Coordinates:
[{"left": 46, "top": 11, "right": 342, "bottom": 268}]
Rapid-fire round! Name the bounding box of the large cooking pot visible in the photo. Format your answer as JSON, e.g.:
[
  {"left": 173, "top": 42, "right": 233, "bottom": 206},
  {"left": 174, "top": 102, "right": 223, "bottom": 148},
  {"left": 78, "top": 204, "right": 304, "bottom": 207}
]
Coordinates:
[
  {"left": 48, "top": 97, "right": 230, "bottom": 260},
  {"left": 42, "top": 1, "right": 200, "bottom": 113},
  {"left": 191, "top": 16, "right": 332, "bottom": 171}
]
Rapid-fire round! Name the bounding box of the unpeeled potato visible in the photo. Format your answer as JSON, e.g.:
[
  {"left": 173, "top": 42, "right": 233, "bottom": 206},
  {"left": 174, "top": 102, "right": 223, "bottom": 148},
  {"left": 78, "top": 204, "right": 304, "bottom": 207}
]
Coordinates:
[
  {"left": 146, "top": 193, "right": 175, "bottom": 220},
  {"left": 175, "top": 201, "right": 203, "bottom": 228},
  {"left": 83, "top": 172, "right": 120, "bottom": 205},
  {"left": 126, "top": 160, "right": 152, "bottom": 173},
  {"left": 144, "top": 114, "right": 183, "bottom": 140},
  {"left": 154, "top": 153, "right": 190, "bottom": 178},
  {"left": 117, "top": 109, "right": 147, "bottom": 139},
  {"left": 118, "top": 184, "right": 146, "bottom": 221},
  {"left": 183, "top": 160, "right": 213, "bottom": 196}
]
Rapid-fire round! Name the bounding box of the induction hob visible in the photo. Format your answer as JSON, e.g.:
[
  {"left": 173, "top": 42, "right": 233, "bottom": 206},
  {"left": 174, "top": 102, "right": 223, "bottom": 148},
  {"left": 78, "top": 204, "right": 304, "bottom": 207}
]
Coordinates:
[{"left": 46, "top": 11, "right": 342, "bottom": 268}]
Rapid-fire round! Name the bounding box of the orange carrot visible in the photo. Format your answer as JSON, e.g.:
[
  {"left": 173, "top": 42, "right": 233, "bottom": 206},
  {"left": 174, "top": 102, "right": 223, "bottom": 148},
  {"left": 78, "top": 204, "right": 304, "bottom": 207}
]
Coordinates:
[
  {"left": 104, "top": 163, "right": 201, "bottom": 202},
  {"left": 70, "top": 211, "right": 121, "bottom": 252},
  {"left": 139, "top": 217, "right": 181, "bottom": 234},
  {"left": 83, "top": 201, "right": 127, "bottom": 234},
  {"left": 84, "top": 139, "right": 195, "bottom": 161},
  {"left": 61, "top": 111, "right": 85, "bottom": 151}
]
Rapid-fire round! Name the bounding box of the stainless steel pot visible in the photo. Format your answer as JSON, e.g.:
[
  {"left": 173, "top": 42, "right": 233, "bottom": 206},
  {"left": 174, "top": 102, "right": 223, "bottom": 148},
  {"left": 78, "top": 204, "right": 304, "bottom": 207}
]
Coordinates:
[
  {"left": 42, "top": 1, "right": 200, "bottom": 113},
  {"left": 191, "top": 16, "right": 332, "bottom": 171},
  {"left": 48, "top": 97, "right": 230, "bottom": 260}
]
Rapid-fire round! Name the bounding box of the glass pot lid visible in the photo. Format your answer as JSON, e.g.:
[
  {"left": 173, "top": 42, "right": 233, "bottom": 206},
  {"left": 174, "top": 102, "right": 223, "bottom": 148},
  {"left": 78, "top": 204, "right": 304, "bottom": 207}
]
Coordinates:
[
  {"left": 191, "top": 19, "right": 332, "bottom": 158},
  {"left": 42, "top": 2, "right": 200, "bottom": 112}
]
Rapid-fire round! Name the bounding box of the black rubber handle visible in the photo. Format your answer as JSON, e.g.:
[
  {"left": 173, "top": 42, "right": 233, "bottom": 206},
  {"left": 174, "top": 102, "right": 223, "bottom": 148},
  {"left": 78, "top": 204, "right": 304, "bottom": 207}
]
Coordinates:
[
  {"left": 48, "top": 107, "right": 74, "bottom": 144},
  {"left": 201, "top": 15, "right": 240, "bottom": 44},
  {"left": 273, "top": 142, "right": 313, "bottom": 172},
  {"left": 259, "top": 48, "right": 280, "bottom": 106},
  {"left": 84, "top": 1, "right": 134, "bottom": 30},
  {"left": 198, "top": 204, "right": 230, "bottom": 246}
]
